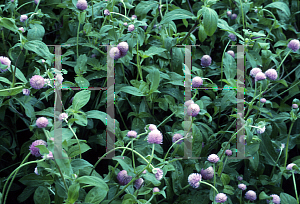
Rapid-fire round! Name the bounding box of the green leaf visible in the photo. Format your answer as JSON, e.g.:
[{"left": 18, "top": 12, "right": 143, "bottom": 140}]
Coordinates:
[
  {"left": 34, "top": 186, "right": 50, "bottom": 204},
  {"left": 72, "top": 90, "right": 91, "bottom": 111},
  {"left": 74, "top": 54, "right": 87, "bottom": 75},
  {"left": 192, "top": 124, "right": 203, "bottom": 157},
  {"left": 19, "top": 174, "right": 53, "bottom": 186},
  {"left": 223, "top": 53, "right": 237, "bottom": 80},
  {"left": 0, "top": 77, "right": 12, "bottom": 85},
  {"left": 76, "top": 176, "right": 109, "bottom": 191},
  {"left": 71, "top": 158, "right": 93, "bottom": 173},
  {"left": 8, "top": 65, "right": 28, "bottom": 83},
  {"left": 280, "top": 193, "right": 298, "bottom": 204},
  {"left": 35, "top": 145, "right": 49, "bottom": 155},
  {"left": 67, "top": 183, "right": 80, "bottom": 203},
  {"left": 84, "top": 187, "right": 107, "bottom": 204},
  {"left": 198, "top": 23, "right": 207, "bottom": 42},
  {"left": 135, "top": 1, "right": 158, "bottom": 16},
  {"left": 86, "top": 110, "right": 107, "bottom": 125},
  {"left": 221, "top": 174, "right": 230, "bottom": 185},
  {"left": 122, "top": 194, "right": 137, "bottom": 204},
  {"left": 265, "top": 2, "right": 290, "bottom": 19},
  {"left": 182, "top": 19, "right": 188, "bottom": 27},
  {"left": 112, "top": 156, "right": 133, "bottom": 171},
  {"left": 160, "top": 9, "right": 195, "bottom": 25},
  {"left": 27, "top": 24, "right": 45, "bottom": 41},
  {"left": 142, "top": 46, "right": 166, "bottom": 59},
  {"left": 259, "top": 191, "right": 272, "bottom": 200},
  {"left": 75, "top": 76, "right": 90, "bottom": 88},
  {"left": 258, "top": 131, "right": 277, "bottom": 166},
  {"left": 117, "top": 86, "right": 146, "bottom": 96},
  {"left": 24, "top": 40, "right": 54, "bottom": 61},
  {"left": 246, "top": 50, "right": 262, "bottom": 68},
  {"left": 217, "top": 19, "right": 234, "bottom": 32},
  {"left": 202, "top": 7, "right": 218, "bottom": 36},
  {"left": 223, "top": 185, "right": 235, "bottom": 195},
  {"left": 68, "top": 142, "right": 91, "bottom": 158},
  {"left": 171, "top": 160, "right": 184, "bottom": 195},
  {"left": 0, "top": 85, "right": 24, "bottom": 96},
  {"left": 17, "top": 186, "right": 36, "bottom": 203},
  {"left": 0, "top": 17, "right": 18, "bottom": 32},
  {"left": 147, "top": 68, "right": 160, "bottom": 94}
]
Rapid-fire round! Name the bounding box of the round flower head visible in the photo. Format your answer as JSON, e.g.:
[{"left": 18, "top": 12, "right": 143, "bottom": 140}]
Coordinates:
[
  {"left": 117, "top": 170, "right": 132, "bottom": 185},
  {"left": 208, "top": 154, "right": 219, "bottom": 163},
  {"left": 42, "top": 151, "right": 54, "bottom": 160},
  {"left": 104, "top": 9, "right": 110, "bottom": 16},
  {"left": 287, "top": 39, "right": 300, "bottom": 52},
  {"left": 76, "top": 0, "right": 88, "bottom": 10},
  {"left": 225, "top": 149, "right": 232, "bottom": 156},
  {"left": 200, "top": 166, "right": 214, "bottom": 180},
  {"left": 34, "top": 166, "right": 39, "bottom": 175},
  {"left": 227, "top": 50, "right": 235, "bottom": 58},
  {"left": 228, "top": 33, "right": 236, "bottom": 41},
  {"left": 187, "top": 103, "right": 200, "bottom": 117},
  {"left": 238, "top": 184, "right": 247, "bottom": 191},
  {"left": 131, "top": 15, "right": 137, "bottom": 20},
  {"left": 188, "top": 173, "right": 202, "bottom": 188},
  {"left": 123, "top": 22, "right": 128, "bottom": 26},
  {"left": 117, "top": 42, "right": 129, "bottom": 54},
  {"left": 36, "top": 117, "right": 49, "bottom": 128},
  {"left": 292, "top": 104, "right": 298, "bottom": 109},
  {"left": 158, "top": 25, "right": 162, "bottom": 29},
  {"left": 260, "top": 98, "right": 266, "bottom": 103},
  {"left": 239, "top": 135, "right": 246, "bottom": 145},
  {"left": 192, "top": 76, "right": 203, "bottom": 88},
  {"left": 148, "top": 124, "right": 157, "bottom": 131},
  {"left": 59, "top": 113, "right": 68, "bottom": 121},
  {"left": 56, "top": 74, "right": 64, "bottom": 84},
  {"left": 201, "top": 55, "right": 212, "bottom": 67},
  {"left": 30, "top": 75, "right": 45, "bottom": 89},
  {"left": 227, "top": 11, "right": 232, "bottom": 17},
  {"left": 255, "top": 72, "right": 266, "bottom": 81},
  {"left": 286, "top": 163, "right": 296, "bottom": 170},
  {"left": 11, "top": 0, "right": 14, "bottom": 2},
  {"left": 172, "top": 133, "right": 183, "bottom": 144},
  {"left": 256, "top": 126, "right": 265, "bottom": 134},
  {"left": 144, "top": 25, "right": 148, "bottom": 30},
  {"left": 143, "top": 170, "right": 147, "bottom": 174},
  {"left": 245, "top": 190, "right": 257, "bottom": 201},
  {"left": 254, "top": 9, "right": 258, "bottom": 13},
  {"left": 127, "top": 130, "right": 137, "bottom": 138},
  {"left": 91, "top": 54, "right": 97, "bottom": 58},
  {"left": 128, "top": 24, "right": 135, "bottom": 32},
  {"left": 109, "top": 47, "right": 121, "bottom": 59},
  {"left": 184, "top": 100, "right": 194, "bottom": 107},
  {"left": 250, "top": 67, "right": 262, "bottom": 77},
  {"left": 147, "top": 129, "right": 163, "bottom": 144},
  {"left": 34, "top": 0, "right": 39, "bottom": 4},
  {"left": 153, "top": 187, "right": 160, "bottom": 193},
  {"left": 265, "top": 68, "right": 277, "bottom": 80},
  {"left": 29, "top": 139, "right": 48, "bottom": 157},
  {"left": 0, "top": 56, "right": 11, "bottom": 72},
  {"left": 153, "top": 168, "right": 163, "bottom": 180},
  {"left": 41, "top": 59, "right": 45, "bottom": 63},
  {"left": 231, "top": 13, "right": 237, "bottom": 20},
  {"left": 267, "top": 194, "right": 280, "bottom": 204},
  {"left": 22, "top": 89, "right": 30, "bottom": 96},
  {"left": 134, "top": 178, "right": 144, "bottom": 189},
  {"left": 19, "top": 27, "right": 25, "bottom": 32},
  {"left": 237, "top": 176, "right": 243, "bottom": 181},
  {"left": 20, "top": 15, "right": 28, "bottom": 22},
  {"left": 215, "top": 193, "right": 227, "bottom": 203}
]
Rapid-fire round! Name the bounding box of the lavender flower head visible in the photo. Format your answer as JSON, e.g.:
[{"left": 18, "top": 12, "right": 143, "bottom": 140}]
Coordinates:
[
  {"left": 148, "top": 124, "right": 157, "bottom": 131},
  {"left": 34, "top": 0, "right": 39, "bottom": 4},
  {"left": 208, "top": 154, "right": 219, "bottom": 163},
  {"left": 237, "top": 176, "right": 243, "bottom": 181},
  {"left": 184, "top": 100, "right": 194, "bottom": 107},
  {"left": 36, "top": 117, "right": 49, "bottom": 128},
  {"left": 172, "top": 133, "right": 183, "bottom": 144},
  {"left": 117, "top": 42, "right": 129, "bottom": 54},
  {"left": 256, "top": 126, "right": 265, "bottom": 134},
  {"left": 255, "top": 72, "right": 266, "bottom": 81},
  {"left": 134, "top": 178, "right": 144, "bottom": 189},
  {"left": 187, "top": 103, "right": 200, "bottom": 117},
  {"left": 245, "top": 190, "right": 257, "bottom": 201},
  {"left": 42, "top": 151, "right": 54, "bottom": 160},
  {"left": 250, "top": 67, "right": 262, "bottom": 77},
  {"left": 265, "top": 68, "right": 277, "bottom": 80},
  {"left": 192, "top": 76, "right": 203, "bottom": 88},
  {"left": 147, "top": 129, "right": 163, "bottom": 144},
  {"left": 131, "top": 15, "right": 137, "bottom": 20},
  {"left": 227, "top": 50, "right": 235, "bottom": 58},
  {"left": 104, "top": 9, "right": 110, "bottom": 16},
  {"left": 20, "top": 15, "right": 28, "bottom": 22},
  {"left": 286, "top": 163, "right": 296, "bottom": 170},
  {"left": 225, "top": 149, "right": 232, "bottom": 156},
  {"left": 231, "top": 13, "right": 237, "bottom": 20},
  {"left": 292, "top": 104, "right": 298, "bottom": 109},
  {"left": 227, "top": 11, "right": 232, "bottom": 17},
  {"left": 260, "top": 98, "right": 266, "bottom": 103},
  {"left": 287, "top": 39, "right": 300, "bottom": 52},
  {"left": 56, "top": 74, "right": 64, "bottom": 84},
  {"left": 254, "top": 9, "right": 258, "bottom": 13},
  {"left": 29, "top": 139, "right": 48, "bottom": 157},
  {"left": 59, "top": 113, "right": 68, "bottom": 121},
  {"left": 215, "top": 193, "right": 227, "bottom": 203},
  {"left": 22, "top": 89, "right": 30, "bottom": 96},
  {"left": 153, "top": 187, "right": 160, "bottom": 192},
  {"left": 76, "top": 0, "right": 88, "bottom": 10},
  {"left": 267, "top": 194, "right": 280, "bottom": 204},
  {"left": 127, "top": 130, "right": 137, "bottom": 138},
  {"left": 201, "top": 55, "right": 212, "bottom": 67},
  {"left": 238, "top": 184, "right": 247, "bottom": 190},
  {"left": 0, "top": 56, "right": 11, "bottom": 72},
  {"left": 123, "top": 22, "right": 128, "bottom": 26},
  {"left": 143, "top": 170, "right": 147, "bottom": 174},
  {"left": 153, "top": 168, "right": 163, "bottom": 180},
  {"left": 117, "top": 170, "right": 132, "bottom": 185},
  {"left": 200, "top": 166, "right": 214, "bottom": 180},
  {"left": 19, "top": 27, "right": 25, "bottom": 32},
  {"left": 109, "top": 47, "right": 121, "bottom": 59},
  {"left": 128, "top": 24, "right": 135, "bottom": 32},
  {"left": 30, "top": 75, "right": 45, "bottom": 89},
  {"left": 34, "top": 166, "right": 39, "bottom": 175},
  {"left": 188, "top": 173, "right": 202, "bottom": 188},
  {"left": 228, "top": 33, "right": 237, "bottom": 41}
]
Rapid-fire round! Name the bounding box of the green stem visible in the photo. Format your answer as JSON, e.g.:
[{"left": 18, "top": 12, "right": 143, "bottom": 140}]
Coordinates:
[
  {"left": 220, "top": 41, "right": 231, "bottom": 90},
  {"left": 15, "top": 2, "right": 32, "bottom": 11},
  {"left": 270, "top": 147, "right": 283, "bottom": 179},
  {"left": 11, "top": 50, "right": 23, "bottom": 88},
  {"left": 238, "top": 0, "right": 245, "bottom": 33},
  {"left": 200, "top": 181, "right": 219, "bottom": 194},
  {"left": 110, "top": 12, "right": 131, "bottom": 22},
  {"left": 131, "top": 138, "right": 136, "bottom": 173},
  {"left": 1, "top": 29, "right": 8, "bottom": 56},
  {"left": 213, "top": 163, "right": 216, "bottom": 200},
  {"left": 284, "top": 121, "right": 294, "bottom": 168},
  {"left": 136, "top": 39, "right": 143, "bottom": 81},
  {"left": 156, "top": 111, "right": 177, "bottom": 128},
  {"left": 292, "top": 172, "right": 299, "bottom": 203},
  {"left": 220, "top": 156, "right": 228, "bottom": 177},
  {"left": 66, "top": 120, "right": 82, "bottom": 159},
  {"left": 179, "top": 22, "right": 199, "bottom": 45},
  {"left": 145, "top": 194, "right": 155, "bottom": 204},
  {"left": 170, "top": 143, "right": 180, "bottom": 158},
  {"left": 76, "top": 13, "right": 81, "bottom": 59},
  {"left": 163, "top": 138, "right": 185, "bottom": 162},
  {"left": 191, "top": 89, "right": 198, "bottom": 101},
  {"left": 276, "top": 50, "right": 291, "bottom": 75}
]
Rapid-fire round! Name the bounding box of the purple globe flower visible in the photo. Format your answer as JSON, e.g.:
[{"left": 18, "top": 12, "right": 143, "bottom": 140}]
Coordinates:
[
  {"left": 153, "top": 168, "right": 163, "bottom": 180},
  {"left": 30, "top": 75, "right": 45, "bottom": 89},
  {"left": 200, "top": 166, "right": 214, "bottom": 180},
  {"left": 208, "top": 154, "right": 219, "bottom": 163},
  {"left": 117, "top": 170, "right": 132, "bottom": 185},
  {"left": 76, "top": 0, "right": 88, "bottom": 10},
  {"left": 18, "top": 27, "right": 25, "bottom": 32},
  {"left": 131, "top": 15, "right": 137, "bottom": 20},
  {"left": 256, "top": 126, "right": 265, "bottom": 134},
  {"left": 59, "top": 113, "right": 68, "bottom": 121},
  {"left": 260, "top": 98, "right": 266, "bottom": 103},
  {"left": 184, "top": 100, "right": 194, "bottom": 107},
  {"left": 34, "top": 0, "right": 39, "bottom": 4},
  {"left": 238, "top": 184, "right": 247, "bottom": 190},
  {"left": 254, "top": 9, "right": 258, "bottom": 13},
  {"left": 20, "top": 15, "right": 28, "bottom": 22},
  {"left": 22, "top": 89, "right": 30, "bottom": 96},
  {"left": 36, "top": 117, "right": 49, "bottom": 128},
  {"left": 56, "top": 74, "right": 64, "bottom": 84},
  {"left": 250, "top": 67, "right": 262, "bottom": 77},
  {"left": 201, "top": 55, "right": 212, "bottom": 67},
  {"left": 215, "top": 193, "right": 227, "bottom": 203},
  {"left": 227, "top": 50, "right": 235, "bottom": 58},
  {"left": 225, "top": 149, "right": 232, "bottom": 156},
  {"left": 231, "top": 13, "right": 237, "bottom": 20},
  {"left": 267, "top": 194, "right": 280, "bottom": 204},
  {"left": 147, "top": 129, "right": 163, "bottom": 144},
  {"left": 228, "top": 33, "right": 237, "bottom": 41},
  {"left": 123, "top": 22, "right": 128, "bottom": 26},
  {"left": 237, "top": 176, "right": 243, "bottom": 181},
  {"left": 192, "top": 76, "right": 203, "bottom": 88},
  {"left": 148, "top": 124, "right": 157, "bottom": 131},
  {"left": 286, "top": 163, "right": 296, "bottom": 170},
  {"left": 188, "top": 173, "right": 202, "bottom": 188},
  {"left": 42, "top": 151, "right": 54, "bottom": 160},
  {"left": 127, "top": 130, "right": 137, "bottom": 138},
  {"left": 128, "top": 24, "right": 135, "bottom": 32},
  {"left": 245, "top": 190, "right": 257, "bottom": 201},
  {"left": 287, "top": 39, "right": 300, "bottom": 52},
  {"left": 11, "top": 0, "right": 14, "bottom": 2},
  {"left": 34, "top": 167, "right": 39, "bottom": 175},
  {"left": 153, "top": 187, "right": 160, "bottom": 192},
  {"left": 265, "top": 68, "right": 277, "bottom": 80},
  {"left": 29, "top": 139, "right": 48, "bottom": 157},
  {"left": 255, "top": 72, "right": 266, "bottom": 81},
  {"left": 0, "top": 56, "right": 11, "bottom": 72},
  {"left": 187, "top": 103, "right": 200, "bottom": 117},
  {"left": 143, "top": 170, "right": 147, "bottom": 174},
  {"left": 227, "top": 11, "right": 232, "bottom": 17},
  {"left": 292, "top": 104, "right": 298, "bottom": 109},
  {"left": 117, "top": 42, "right": 129, "bottom": 55},
  {"left": 134, "top": 178, "right": 144, "bottom": 189},
  {"left": 109, "top": 47, "right": 121, "bottom": 59},
  {"left": 104, "top": 9, "right": 110, "bottom": 16},
  {"left": 172, "top": 133, "right": 183, "bottom": 144}
]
